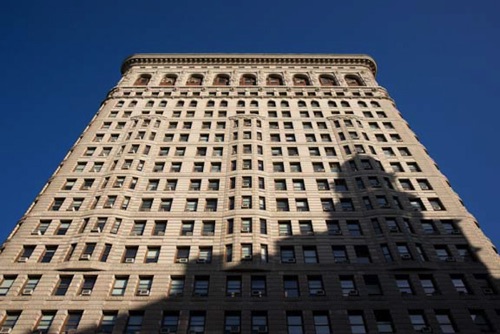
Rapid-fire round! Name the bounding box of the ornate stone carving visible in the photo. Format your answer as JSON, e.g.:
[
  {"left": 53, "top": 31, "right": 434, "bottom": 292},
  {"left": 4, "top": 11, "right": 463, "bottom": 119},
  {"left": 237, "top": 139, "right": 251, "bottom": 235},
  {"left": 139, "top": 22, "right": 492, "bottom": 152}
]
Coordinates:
[{"left": 121, "top": 55, "right": 377, "bottom": 76}]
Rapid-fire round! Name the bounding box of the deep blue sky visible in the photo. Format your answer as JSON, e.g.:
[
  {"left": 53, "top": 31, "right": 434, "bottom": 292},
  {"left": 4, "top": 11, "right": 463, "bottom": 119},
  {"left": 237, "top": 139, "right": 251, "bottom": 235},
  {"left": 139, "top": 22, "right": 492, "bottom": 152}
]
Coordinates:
[{"left": 1, "top": 1, "right": 499, "bottom": 246}]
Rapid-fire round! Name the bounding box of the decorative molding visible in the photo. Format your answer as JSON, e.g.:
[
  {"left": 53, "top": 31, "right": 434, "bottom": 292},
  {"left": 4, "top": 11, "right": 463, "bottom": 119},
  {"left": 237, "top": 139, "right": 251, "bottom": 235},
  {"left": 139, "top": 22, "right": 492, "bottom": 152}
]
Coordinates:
[{"left": 121, "top": 54, "right": 377, "bottom": 76}]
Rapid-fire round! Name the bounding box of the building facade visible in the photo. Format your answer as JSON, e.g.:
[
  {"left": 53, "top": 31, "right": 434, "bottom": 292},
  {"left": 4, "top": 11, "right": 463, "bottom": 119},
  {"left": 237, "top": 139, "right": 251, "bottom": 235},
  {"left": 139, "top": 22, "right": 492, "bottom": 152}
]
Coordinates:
[{"left": 0, "top": 54, "right": 498, "bottom": 333}]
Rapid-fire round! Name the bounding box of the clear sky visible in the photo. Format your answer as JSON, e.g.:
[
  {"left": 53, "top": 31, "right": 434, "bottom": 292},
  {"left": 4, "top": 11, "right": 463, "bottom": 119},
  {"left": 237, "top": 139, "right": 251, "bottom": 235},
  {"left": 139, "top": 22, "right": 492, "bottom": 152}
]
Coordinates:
[{"left": 1, "top": 1, "right": 499, "bottom": 246}]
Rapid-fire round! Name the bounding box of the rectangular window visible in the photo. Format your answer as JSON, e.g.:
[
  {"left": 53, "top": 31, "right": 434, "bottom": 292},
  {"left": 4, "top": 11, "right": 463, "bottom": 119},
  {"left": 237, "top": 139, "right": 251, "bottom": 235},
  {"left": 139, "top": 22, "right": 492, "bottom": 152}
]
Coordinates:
[
  {"left": 54, "top": 276, "right": 73, "bottom": 296},
  {"left": 348, "top": 311, "right": 367, "bottom": 334},
  {"left": 125, "top": 311, "right": 144, "bottom": 333},
  {"left": 435, "top": 310, "right": 456, "bottom": 333},
  {"left": 169, "top": 276, "right": 185, "bottom": 296},
  {"left": 111, "top": 276, "right": 128, "bottom": 296},
  {"left": 188, "top": 312, "right": 206, "bottom": 333},
  {"left": 80, "top": 275, "right": 97, "bottom": 295},
  {"left": 286, "top": 312, "right": 303, "bottom": 334},
  {"left": 313, "top": 312, "right": 331, "bottom": 334},
  {"left": 161, "top": 311, "right": 180, "bottom": 333},
  {"left": 0, "top": 276, "right": 16, "bottom": 296},
  {"left": 99, "top": 311, "right": 117, "bottom": 333},
  {"left": 62, "top": 311, "right": 82, "bottom": 332},
  {"left": 39, "top": 246, "right": 57, "bottom": 263},
  {"left": 284, "top": 276, "right": 300, "bottom": 297},
  {"left": 36, "top": 311, "right": 56, "bottom": 332}
]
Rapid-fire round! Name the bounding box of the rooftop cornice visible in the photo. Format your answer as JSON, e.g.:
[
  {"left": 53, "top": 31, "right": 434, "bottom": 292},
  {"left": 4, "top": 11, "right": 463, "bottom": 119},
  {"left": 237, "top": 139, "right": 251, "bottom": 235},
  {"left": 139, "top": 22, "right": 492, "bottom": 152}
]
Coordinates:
[{"left": 121, "top": 53, "right": 377, "bottom": 76}]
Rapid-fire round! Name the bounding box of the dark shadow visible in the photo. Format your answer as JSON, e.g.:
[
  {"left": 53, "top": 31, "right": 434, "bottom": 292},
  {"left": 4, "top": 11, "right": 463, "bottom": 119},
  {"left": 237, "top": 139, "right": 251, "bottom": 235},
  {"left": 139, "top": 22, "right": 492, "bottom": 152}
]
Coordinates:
[{"left": 7, "top": 154, "right": 500, "bottom": 333}]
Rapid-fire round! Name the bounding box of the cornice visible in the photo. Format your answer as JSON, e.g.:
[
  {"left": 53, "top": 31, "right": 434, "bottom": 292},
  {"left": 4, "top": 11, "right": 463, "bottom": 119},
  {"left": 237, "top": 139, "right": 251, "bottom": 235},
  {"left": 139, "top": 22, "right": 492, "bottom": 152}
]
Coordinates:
[{"left": 121, "top": 54, "right": 377, "bottom": 76}]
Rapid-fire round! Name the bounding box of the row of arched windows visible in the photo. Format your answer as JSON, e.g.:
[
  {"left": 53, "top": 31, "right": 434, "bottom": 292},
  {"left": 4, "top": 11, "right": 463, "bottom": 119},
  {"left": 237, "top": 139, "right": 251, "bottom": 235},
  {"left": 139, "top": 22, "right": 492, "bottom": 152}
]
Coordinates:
[
  {"left": 115, "top": 99, "right": 381, "bottom": 109},
  {"left": 133, "top": 73, "right": 365, "bottom": 87}
]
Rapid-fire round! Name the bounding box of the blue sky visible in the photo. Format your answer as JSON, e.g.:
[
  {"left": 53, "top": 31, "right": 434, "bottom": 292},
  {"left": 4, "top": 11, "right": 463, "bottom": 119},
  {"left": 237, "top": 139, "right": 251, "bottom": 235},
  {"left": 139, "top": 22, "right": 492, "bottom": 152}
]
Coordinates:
[{"left": 1, "top": 1, "right": 499, "bottom": 246}]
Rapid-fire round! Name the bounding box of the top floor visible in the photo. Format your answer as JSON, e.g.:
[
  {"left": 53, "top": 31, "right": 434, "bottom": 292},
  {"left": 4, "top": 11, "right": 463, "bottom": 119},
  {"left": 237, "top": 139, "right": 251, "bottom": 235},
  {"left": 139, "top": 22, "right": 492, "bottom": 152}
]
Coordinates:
[{"left": 119, "top": 54, "right": 378, "bottom": 88}]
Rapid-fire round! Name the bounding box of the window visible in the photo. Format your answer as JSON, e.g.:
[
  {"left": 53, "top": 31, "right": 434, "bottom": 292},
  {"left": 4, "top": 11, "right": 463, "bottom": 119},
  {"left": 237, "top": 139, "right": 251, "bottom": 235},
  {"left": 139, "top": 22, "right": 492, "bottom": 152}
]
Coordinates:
[
  {"left": 374, "top": 310, "right": 395, "bottom": 333},
  {"left": 469, "top": 309, "right": 494, "bottom": 332},
  {"left": 56, "top": 220, "right": 71, "bottom": 235},
  {"left": 355, "top": 246, "right": 371, "bottom": 264},
  {"left": 332, "top": 246, "right": 349, "bottom": 263},
  {"left": 123, "top": 246, "right": 138, "bottom": 263},
  {"left": 161, "top": 312, "right": 180, "bottom": 334},
  {"left": 0, "top": 276, "right": 16, "bottom": 296},
  {"left": 80, "top": 275, "right": 97, "bottom": 295},
  {"left": 99, "top": 312, "right": 117, "bottom": 333},
  {"left": 224, "top": 312, "right": 241, "bottom": 333},
  {"left": 312, "top": 162, "right": 324, "bottom": 172},
  {"left": 111, "top": 276, "right": 128, "bottom": 296},
  {"left": 321, "top": 199, "right": 335, "bottom": 212},
  {"left": 157, "top": 198, "right": 172, "bottom": 212},
  {"left": 435, "top": 310, "right": 456, "bottom": 333},
  {"left": 303, "top": 246, "right": 318, "bottom": 263},
  {"left": 308, "top": 276, "right": 325, "bottom": 296},
  {"left": 125, "top": 311, "right": 144, "bottom": 333},
  {"left": 169, "top": 276, "right": 185, "bottom": 296},
  {"left": 348, "top": 311, "right": 367, "bottom": 334},
  {"left": 53, "top": 276, "right": 73, "bottom": 296},
  {"left": 187, "top": 312, "right": 207, "bottom": 334},
  {"left": 39, "top": 246, "right": 57, "bottom": 263},
  {"left": 35, "top": 311, "right": 56, "bottom": 333},
  {"left": 395, "top": 275, "right": 413, "bottom": 295},
  {"left": 251, "top": 276, "right": 267, "bottom": 296},
  {"left": 0, "top": 311, "right": 21, "bottom": 331},
  {"left": 429, "top": 198, "right": 445, "bottom": 211},
  {"left": 153, "top": 220, "right": 167, "bottom": 236},
  {"left": 198, "top": 247, "right": 212, "bottom": 263},
  {"left": 316, "top": 179, "right": 330, "bottom": 191},
  {"left": 19, "top": 245, "right": 36, "bottom": 262},
  {"left": 295, "top": 199, "right": 309, "bottom": 211},
  {"left": 145, "top": 247, "right": 160, "bottom": 263},
  {"left": 251, "top": 312, "right": 268, "bottom": 334},
  {"left": 50, "top": 198, "right": 65, "bottom": 211},
  {"left": 408, "top": 311, "right": 429, "bottom": 331},
  {"left": 281, "top": 246, "right": 296, "bottom": 263},
  {"left": 176, "top": 247, "right": 190, "bottom": 262},
  {"left": 185, "top": 199, "right": 198, "bottom": 212},
  {"left": 284, "top": 276, "right": 300, "bottom": 297},
  {"left": 138, "top": 198, "right": 152, "bottom": 212},
  {"left": 62, "top": 311, "right": 82, "bottom": 332},
  {"left": 364, "top": 275, "right": 382, "bottom": 296},
  {"left": 419, "top": 275, "right": 438, "bottom": 295},
  {"left": 276, "top": 199, "right": 290, "bottom": 212},
  {"left": 417, "top": 179, "right": 432, "bottom": 190},
  {"left": 286, "top": 312, "right": 304, "bottom": 334},
  {"left": 22, "top": 275, "right": 40, "bottom": 295}
]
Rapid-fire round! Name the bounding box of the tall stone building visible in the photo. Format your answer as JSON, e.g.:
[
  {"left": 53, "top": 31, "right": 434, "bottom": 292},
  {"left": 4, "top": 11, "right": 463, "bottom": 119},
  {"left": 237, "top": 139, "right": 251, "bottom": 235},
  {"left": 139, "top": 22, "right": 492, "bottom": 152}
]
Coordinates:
[{"left": 0, "top": 54, "right": 498, "bottom": 333}]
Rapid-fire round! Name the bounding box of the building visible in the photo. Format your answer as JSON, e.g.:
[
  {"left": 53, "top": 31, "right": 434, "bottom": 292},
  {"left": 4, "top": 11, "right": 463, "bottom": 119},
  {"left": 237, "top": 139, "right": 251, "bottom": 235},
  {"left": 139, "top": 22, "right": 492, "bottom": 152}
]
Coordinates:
[{"left": 0, "top": 54, "right": 499, "bottom": 333}]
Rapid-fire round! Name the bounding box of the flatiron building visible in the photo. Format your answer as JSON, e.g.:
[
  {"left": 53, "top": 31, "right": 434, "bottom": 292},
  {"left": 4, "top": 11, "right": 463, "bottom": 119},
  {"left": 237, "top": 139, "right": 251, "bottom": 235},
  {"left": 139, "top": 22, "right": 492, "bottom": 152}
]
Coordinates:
[{"left": 0, "top": 54, "right": 498, "bottom": 333}]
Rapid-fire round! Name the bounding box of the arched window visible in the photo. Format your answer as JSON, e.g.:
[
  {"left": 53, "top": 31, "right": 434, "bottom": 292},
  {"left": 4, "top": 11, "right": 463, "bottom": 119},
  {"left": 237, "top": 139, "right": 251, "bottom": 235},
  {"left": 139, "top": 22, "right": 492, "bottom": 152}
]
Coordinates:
[
  {"left": 189, "top": 100, "right": 198, "bottom": 107},
  {"left": 268, "top": 101, "right": 276, "bottom": 107},
  {"left": 345, "top": 75, "right": 364, "bottom": 87},
  {"left": 160, "top": 74, "right": 177, "bottom": 86},
  {"left": 186, "top": 74, "right": 203, "bottom": 86},
  {"left": 146, "top": 100, "right": 154, "bottom": 107},
  {"left": 213, "top": 74, "right": 230, "bottom": 86},
  {"left": 159, "top": 100, "right": 167, "bottom": 107},
  {"left": 237, "top": 100, "right": 245, "bottom": 107},
  {"left": 134, "top": 74, "right": 151, "bottom": 86},
  {"left": 116, "top": 100, "right": 125, "bottom": 107},
  {"left": 319, "top": 75, "right": 337, "bottom": 86},
  {"left": 207, "top": 100, "right": 215, "bottom": 107},
  {"left": 370, "top": 101, "right": 381, "bottom": 108},
  {"left": 358, "top": 101, "right": 368, "bottom": 108},
  {"left": 311, "top": 101, "right": 320, "bottom": 108},
  {"left": 328, "top": 101, "right": 337, "bottom": 108},
  {"left": 176, "top": 100, "right": 185, "bottom": 107},
  {"left": 293, "top": 74, "right": 310, "bottom": 86},
  {"left": 220, "top": 100, "right": 228, "bottom": 107},
  {"left": 267, "top": 74, "right": 283, "bottom": 86},
  {"left": 281, "top": 101, "right": 289, "bottom": 108},
  {"left": 250, "top": 100, "right": 259, "bottom": 107},
  {"left": 240, "top": 74, "right": 256, "bottom": 86},
  {"left": 298, "top": 100, "right": 307, "bottom": 107},
  {"left": 341, "top": 101, "right": 350, "bottom": 108},
  {"left": 129, "top": 100, "right": 137, "bottom": 107}
]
